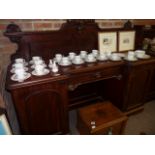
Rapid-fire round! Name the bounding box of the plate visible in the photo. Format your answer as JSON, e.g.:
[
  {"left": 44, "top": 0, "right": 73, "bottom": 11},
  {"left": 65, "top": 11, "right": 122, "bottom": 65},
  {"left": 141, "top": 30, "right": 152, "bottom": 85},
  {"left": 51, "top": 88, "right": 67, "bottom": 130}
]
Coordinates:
[
  {"left": 32, "top": 68, "right": 50, "bottom": 76},
  {"left": 124, "top": 57, "right": 138, "bottom": 61},
  {"left": 72, "top": 60, "right": 84, "bottom": 65},
  {"left": 85, "top": 58, "right": 96, "bottom": 63},
  {"left": 97, "top": 57, "right": 108, "bottom": 61},
  {"left": 59, "top": 62, "right": 72, "bottom": 66},
  {"left": 137, "top": 54, "right": 151, "bottom": 59},
  {"left": 109, "top": 57, "right": 122, "bottom": 61},
  {"left": 117, "top": 53, "right": 126, "bottom": 58},
  {"left": 11, "top": 73, "right": 31, "bottom": 82},
  {"left": 10, "top": 67, "right": 28, "bottom": 73}
]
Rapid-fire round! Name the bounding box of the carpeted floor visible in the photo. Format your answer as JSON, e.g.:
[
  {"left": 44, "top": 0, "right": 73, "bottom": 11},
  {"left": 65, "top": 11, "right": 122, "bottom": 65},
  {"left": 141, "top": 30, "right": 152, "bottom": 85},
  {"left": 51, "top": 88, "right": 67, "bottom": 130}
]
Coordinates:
[{"left": 69, "top": 100, "right": 155, "bottom": 135}]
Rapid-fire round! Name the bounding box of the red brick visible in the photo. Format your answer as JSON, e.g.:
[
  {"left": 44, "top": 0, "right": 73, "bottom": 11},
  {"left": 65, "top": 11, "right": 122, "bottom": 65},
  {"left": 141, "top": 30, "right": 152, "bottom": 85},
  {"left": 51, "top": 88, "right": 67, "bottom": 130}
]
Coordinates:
[
  {"left": 0, "top": 37, "right": 11, "bottom": 45},
  {"left": 113, "top": 21, "right": 124, "bottom": 27},
  {"left": 101, "top": 22, "right": 113, "bottom": 27},
  {"left": 33, "top": 23, "right": 52, "bottom": 30},
  {"left": 18, "top": 22, "right": 33, "bottom": 31},
  {"left": 0, "top": 44, "right": 17, "bottom": 53},
  {"left": 0, "top": 24, "right": 7, "bottom": 30},
  {"left": 53, "top": 22, "right": 62, "bottom": 29}
]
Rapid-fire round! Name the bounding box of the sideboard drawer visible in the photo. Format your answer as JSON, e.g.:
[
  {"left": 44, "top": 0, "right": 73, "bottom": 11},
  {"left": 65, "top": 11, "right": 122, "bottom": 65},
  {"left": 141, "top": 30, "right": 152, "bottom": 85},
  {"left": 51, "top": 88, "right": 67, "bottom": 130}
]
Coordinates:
[{"left": 68, "top": 67, "right": 122, "bottom": 86}]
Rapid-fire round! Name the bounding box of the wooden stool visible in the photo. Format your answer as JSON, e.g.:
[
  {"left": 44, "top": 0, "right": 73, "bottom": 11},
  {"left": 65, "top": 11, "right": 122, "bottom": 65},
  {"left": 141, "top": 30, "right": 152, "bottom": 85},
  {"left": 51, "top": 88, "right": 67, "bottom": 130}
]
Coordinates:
[{"left": 77, "top": 101, "right": 128, "bottom": 135}]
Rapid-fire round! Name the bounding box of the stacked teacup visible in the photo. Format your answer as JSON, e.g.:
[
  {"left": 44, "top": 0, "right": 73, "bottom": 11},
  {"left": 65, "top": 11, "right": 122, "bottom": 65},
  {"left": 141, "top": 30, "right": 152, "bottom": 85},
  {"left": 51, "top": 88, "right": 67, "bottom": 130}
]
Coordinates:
[
  {"left": 31, "top": 56, "right": 49, "bottom": 76},
  {"left": 11, "top": 58, "right": 30, "bottom": 82}
]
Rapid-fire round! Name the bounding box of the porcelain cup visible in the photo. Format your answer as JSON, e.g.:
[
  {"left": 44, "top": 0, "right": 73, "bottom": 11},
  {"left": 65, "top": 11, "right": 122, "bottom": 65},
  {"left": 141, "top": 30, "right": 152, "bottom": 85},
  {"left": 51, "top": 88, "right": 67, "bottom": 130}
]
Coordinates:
[
  {"left": 15, "top": 58, "right": 25, "bottom": 64},
  {"left": 61, "top": 57, "right": 70, "bottom": 65},
  {"left": 14, "top": 68, "right": 26, "bottom": 80},
  {"left": 98, "top": 53, "right": 107, "bottom": 60},
  {"left": 34, "top": 65, "right": 45, "bottom": 75},
  {"left": 111, "top": 53, "right": 120, "bottom": 60},
  {"left": 69, "top": 52, "right": 76, "bottom": 60},
  {"left": 87, "top": 53, "right": 95, "bottom": 61},
  {"left": 33, "top": 59, "right": 44, "bottom": 66},
  {"left": 127, "top": 51, "right": 136, "bottom": 60},
  {"left": 55, "top": 54, "right": 63, "bottom": 63},
  {"left": 80, "top": 51, "right": 87, "bottom": 59},
  {"left": 32, "top": 56, "right": 42, "bottom": 62},
  {"left": 135, "top": 50, "right": 145, "bottom": 58},
  {"left": 13, "top": 62, "right": 25, "bottom": 69},
  {"left": 92, "top": 50, "right": 99, "bottom": 57},
  {"left": 73, "top": 55, "right": 83, "bottom": 64}
]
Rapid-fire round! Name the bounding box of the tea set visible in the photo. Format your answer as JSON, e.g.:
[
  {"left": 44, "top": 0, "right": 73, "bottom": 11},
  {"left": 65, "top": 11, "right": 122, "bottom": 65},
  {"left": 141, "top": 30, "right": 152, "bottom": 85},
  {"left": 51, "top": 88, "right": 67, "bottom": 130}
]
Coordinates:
[{"left": 10, "top": 49, "right": 151, "bottom": 82}]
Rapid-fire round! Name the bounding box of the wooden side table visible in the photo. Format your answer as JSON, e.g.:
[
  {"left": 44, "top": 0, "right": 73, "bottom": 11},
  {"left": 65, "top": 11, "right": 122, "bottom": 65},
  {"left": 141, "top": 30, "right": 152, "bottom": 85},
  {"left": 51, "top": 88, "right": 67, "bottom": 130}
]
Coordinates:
[{"left": 77, "top": 101, "right": 128, "bottom": 135}]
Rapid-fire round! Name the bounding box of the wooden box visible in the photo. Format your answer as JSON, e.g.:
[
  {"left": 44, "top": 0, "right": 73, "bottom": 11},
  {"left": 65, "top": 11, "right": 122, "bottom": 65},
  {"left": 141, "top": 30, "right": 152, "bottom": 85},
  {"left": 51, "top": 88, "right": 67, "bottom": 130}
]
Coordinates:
[{"left": 77, "top": 101, "right": 128, "bottom": 135}]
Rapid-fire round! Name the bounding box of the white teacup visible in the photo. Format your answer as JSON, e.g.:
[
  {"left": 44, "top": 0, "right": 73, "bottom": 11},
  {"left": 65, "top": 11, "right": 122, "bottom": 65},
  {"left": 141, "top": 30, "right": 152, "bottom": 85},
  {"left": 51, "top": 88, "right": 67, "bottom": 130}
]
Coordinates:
[
  {"left": 92, "top": 50, "right": 99, "bottom": 57},
  {"left": 14, "top": 68, "right": 26, "bottom": 80},
  {"left": 135, "top": 50, "right": 145, "bottom": 58},
  {"left": 80, "top": 51, "right": 87, "bottom": 59},
  {"left": 13, "top": 62, "right": 25, "bottom": 69},
  {"left": 69, "top": 52, "right": 76, "bottom": 60},
  {"left": 127, "top": 51, "right": 136, "bottom": 60},
  {"left": 86, "top": 53, "right": 95, "bottom": 62},
  {"left": 55, "top": 54, "right": 63, "bottom": 63},
  {"left": 111, "top": 53, "right": 120, "bottom": 60},
  {"left": 15, "top": 58, "right": 25, "bottom": 64},
  {"left": 33, "top": 59, "right": 44, "bottom": 66},
  {"left": 73, "top": 55, "right": 83, "bottom": 64},
  {"left": 34, "top": 65, "right": 45, "bottom": 75},
  {"left": 105, "top": 51, "right": 112, "bottom": 58},
  {"left": 98, "top": 53, "right": 107, "bottom": 60},
  {"left": 32, "top": 56, "right": 42, "bottom": 62},
  {"left": 61, "top": 57, "right": 71, "bottom": 65}
]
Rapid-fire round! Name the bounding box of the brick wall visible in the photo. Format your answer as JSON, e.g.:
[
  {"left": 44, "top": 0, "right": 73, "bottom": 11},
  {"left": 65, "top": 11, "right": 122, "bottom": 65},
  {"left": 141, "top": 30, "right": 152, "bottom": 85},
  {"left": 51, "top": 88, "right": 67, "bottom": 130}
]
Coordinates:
[{"left": 0, "top": 19, "right": 155, "bottom": 73}]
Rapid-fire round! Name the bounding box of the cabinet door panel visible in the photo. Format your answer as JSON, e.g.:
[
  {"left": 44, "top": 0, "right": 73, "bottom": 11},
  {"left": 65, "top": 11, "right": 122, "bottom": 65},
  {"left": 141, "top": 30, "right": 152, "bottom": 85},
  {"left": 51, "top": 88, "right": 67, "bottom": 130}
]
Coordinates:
[
  {"left": 125, "top": 68, "right": 151, "bottom": 110},
  {"left": 12, "top": 81, "right": 68, "bottom": 135},
  {"left": 25, "top": 90, "right": 62, "bottom": 134}
]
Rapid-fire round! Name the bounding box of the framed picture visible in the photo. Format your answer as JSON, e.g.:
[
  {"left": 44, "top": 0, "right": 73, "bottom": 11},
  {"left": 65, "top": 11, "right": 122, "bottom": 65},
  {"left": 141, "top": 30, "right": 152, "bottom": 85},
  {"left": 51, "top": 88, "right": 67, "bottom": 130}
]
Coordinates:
[
  {"left": 118, "top": 30, "right": 135, "bottom": 52},
  {"left": 0, "top": 114, "right": 12, "bottom": 135},
  {"left": 98, "top": 32, "right": 117, "bottom": 53}
]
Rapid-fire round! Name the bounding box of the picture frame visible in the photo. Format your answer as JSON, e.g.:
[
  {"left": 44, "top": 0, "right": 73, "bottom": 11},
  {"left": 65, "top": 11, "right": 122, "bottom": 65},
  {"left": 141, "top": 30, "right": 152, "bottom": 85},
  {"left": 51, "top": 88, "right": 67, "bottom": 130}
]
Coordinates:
[
  {"left": 118, "top": 30, "right": 135, "bottom": 52},
  {"left": 98, "top": 32, "right": 117, "bottom": 53},
  {"left": 0, "top": 114, "right": 12, "bottom": 135}
]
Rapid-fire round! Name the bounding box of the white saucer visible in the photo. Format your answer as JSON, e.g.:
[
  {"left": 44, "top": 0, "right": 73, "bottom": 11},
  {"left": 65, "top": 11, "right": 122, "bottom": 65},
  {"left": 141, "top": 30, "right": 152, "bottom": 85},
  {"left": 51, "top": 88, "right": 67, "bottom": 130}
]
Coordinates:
[
  {"left": 85, "top": 58, "right": 96, "bottom": 63},
  {"left": 117, "top": 53, "right": 126, "bottom": 58},
  {"left": 10, "top": 67, "right": 28, "bottom": 73},
  {"left": 137, "top": 54, "right": 151, "bottom": 59},
  {"left": 72, "top": 60, "right": 84, "bottom": 65},
  {"left": 97, "top": 57, "right": 108, "bottom": 61},
  {"left": 124, "top": 57, "right": 138, "bottom": 61},
  {"left": 11, "top": 73, "right": 31, "bottom": 82},
  {"left": 32, "top": 68, "right": 50, "bottom": 76},
  {"left": 59, "top": 62, "right": 72, "bottom": 66},
  {"left": 109, "top": 57, "right": 122, "bottom": 61}
]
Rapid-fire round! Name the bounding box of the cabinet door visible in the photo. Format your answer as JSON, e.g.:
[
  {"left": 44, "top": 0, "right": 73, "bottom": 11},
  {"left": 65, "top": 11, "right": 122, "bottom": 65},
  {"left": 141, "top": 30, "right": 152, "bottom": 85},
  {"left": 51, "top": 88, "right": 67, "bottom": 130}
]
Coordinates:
[
  {"left": 146, "top": 68, "right": 155, "bottom": 101},
  {"left": 124, "top": 67, "right": 152, "bottom": 111},
  {"left": 12, "top": 81, "right": 68, "bottom": 134}
]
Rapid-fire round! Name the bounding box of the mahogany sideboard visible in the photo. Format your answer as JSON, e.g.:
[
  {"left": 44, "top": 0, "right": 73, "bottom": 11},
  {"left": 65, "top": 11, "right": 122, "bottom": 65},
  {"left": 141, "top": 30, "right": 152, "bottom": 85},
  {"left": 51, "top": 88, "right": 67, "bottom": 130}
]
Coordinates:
[{"left": 4, "top": 20, "right": 155, "bottom": 134}]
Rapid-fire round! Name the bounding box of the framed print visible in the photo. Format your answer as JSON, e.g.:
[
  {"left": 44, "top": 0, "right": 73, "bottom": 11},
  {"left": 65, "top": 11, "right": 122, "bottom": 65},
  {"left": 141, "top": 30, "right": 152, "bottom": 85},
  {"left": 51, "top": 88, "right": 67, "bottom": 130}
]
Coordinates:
[
  {"left": 0, "top": 114, "right": 12, "bottom": 135},
  {"left": 98, "top": 32, "right": 117, "bottom": 53},
  {"left": 118, "top": 31, "right": 135, "bottom": 52}
]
